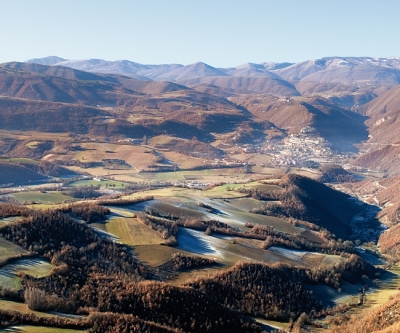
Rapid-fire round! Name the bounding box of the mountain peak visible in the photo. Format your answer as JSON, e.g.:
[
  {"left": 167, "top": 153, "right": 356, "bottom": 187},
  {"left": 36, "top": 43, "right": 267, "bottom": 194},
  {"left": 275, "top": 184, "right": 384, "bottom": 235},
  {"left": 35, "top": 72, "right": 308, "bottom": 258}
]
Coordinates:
[{"left": 26, "top": 56, "right": 66, "bottom": 66}]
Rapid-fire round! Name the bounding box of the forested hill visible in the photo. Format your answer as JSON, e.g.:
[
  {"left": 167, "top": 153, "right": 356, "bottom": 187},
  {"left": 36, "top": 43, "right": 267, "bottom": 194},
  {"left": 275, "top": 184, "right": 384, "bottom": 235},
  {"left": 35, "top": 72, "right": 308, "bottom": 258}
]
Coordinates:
[{"left": 279, "top": 174, "right": 363, "bottom": 239}]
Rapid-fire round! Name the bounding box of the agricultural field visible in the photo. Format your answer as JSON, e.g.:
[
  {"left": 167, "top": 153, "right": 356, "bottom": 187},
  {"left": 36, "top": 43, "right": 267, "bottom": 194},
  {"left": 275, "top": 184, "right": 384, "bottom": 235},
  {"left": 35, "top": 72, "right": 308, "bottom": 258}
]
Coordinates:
[
  {"left": 0, "top": 157, "right": 39, "bottom": 165},
  {"left": 109, "top": 144, "right": 157, "bottom": 170},
  {"left": 86, "top": 181, "right": 327, "bottom": 271},
  {"left": 139, "top": 168, "right": 251, "bottom": 183},
  {"left": 0, "top": 237, "right": 29, "bottom": 263},
  {"left": 333, "top": 264, "right": 400, "bottom": 309},
  {"left": 0, "top": 216, "right": 21, "bottom": 225},
  {"left": 133, "top": 245, "right": 185, "bottom": 267},
  {"left": 0, "top": 130, "right": 71, "bottom": 142},
  {"left": 51, "top": 142, "right": 159, "bottom": 171},
  {"left": 0, "top": 258, "right": 54, "bottom": 291},
  {"left": 25, "top": 141, "right": 40, "bottom": 149},
  {"left": 167, "top": 265, "right": 226, "bottom": 286},
  {"left": 111, "top": 182, "right": 301, "bottom": 233},
  {"left": 10, "top": 191, "right": 73, "bottom": 204},
  {"left": 105, "top": 217, "right": 165, "bottom": 246},
  {"left": 162, "top": 151, "right": 212, "bottom": 169},
  {"left": 0, "top": 158, "right": 389, "bottom": 333},
  {"left": 0, "top": 300, "right": 56, "bottom": 318},
  {"left": 69, "top": 179, "right": 128, "bottom": 188}
]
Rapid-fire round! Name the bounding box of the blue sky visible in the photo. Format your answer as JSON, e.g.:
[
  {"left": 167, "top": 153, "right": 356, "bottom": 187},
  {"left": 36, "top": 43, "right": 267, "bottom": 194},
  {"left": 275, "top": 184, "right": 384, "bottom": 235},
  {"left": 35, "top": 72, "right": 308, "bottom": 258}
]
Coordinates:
[{"left": 1, "top": 0, "right": 399, "bottom": 67}]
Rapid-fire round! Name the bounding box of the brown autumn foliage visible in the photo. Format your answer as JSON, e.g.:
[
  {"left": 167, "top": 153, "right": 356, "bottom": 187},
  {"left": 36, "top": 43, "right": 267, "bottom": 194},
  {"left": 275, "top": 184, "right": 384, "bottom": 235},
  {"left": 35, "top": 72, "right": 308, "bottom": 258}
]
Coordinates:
[
  {"left": 136, "top": 212, "right": 178, "bottom": 245},
  {"left": 186, "top": 255, "right": 377, "bottom": 320},
  {"left": 0, "top": 308, "right": 88, "bottom": 330},
  {"left": 318, "top": 164, "right": 356, "bottom": 183},
  {"left": 0, "top": 203, "right": 32, "bottom": 217},
  {"left": 157, "top": 252, "right": 216, "bottom": 273},
  {"left": 326, "top": 293, "right": 400, "bottom": 333},
  {"left": 96, "top": 195, "right": 154, "bottom": 206},
  {"left": 379, "top": 223, "right": 400, "bottom": 259},
  {"left": 151, "top": 136, "right": 224, "bottom": 159},
  {"left": 58, "top": 202, "right": 110, "bottom": 223},
  {"left": 62, "top": 185, "right": 102, "bottom": 199},
  {"left": 0, "top": 202, "right": 379, "bottom": 332}
]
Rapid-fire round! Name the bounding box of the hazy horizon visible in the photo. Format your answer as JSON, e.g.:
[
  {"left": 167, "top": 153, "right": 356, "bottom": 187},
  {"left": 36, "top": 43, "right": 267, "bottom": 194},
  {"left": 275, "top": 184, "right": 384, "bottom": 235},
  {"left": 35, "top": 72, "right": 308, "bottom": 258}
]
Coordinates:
[{"left": 1, "top": 0, "right": 400, "bottom": 67}]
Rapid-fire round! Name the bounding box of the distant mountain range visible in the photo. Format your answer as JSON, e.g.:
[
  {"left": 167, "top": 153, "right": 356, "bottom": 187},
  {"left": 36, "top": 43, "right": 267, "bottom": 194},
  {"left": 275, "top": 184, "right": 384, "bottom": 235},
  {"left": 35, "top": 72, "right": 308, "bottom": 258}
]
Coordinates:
[
  {"left": 0, "top": 55, "right": 396, "bottom": 175},
  {"left": 27, "top": 55, "right": 400, "bottom": 85},
  {"left": 26, "top": 56, "right": 400, "bottom": 111}
]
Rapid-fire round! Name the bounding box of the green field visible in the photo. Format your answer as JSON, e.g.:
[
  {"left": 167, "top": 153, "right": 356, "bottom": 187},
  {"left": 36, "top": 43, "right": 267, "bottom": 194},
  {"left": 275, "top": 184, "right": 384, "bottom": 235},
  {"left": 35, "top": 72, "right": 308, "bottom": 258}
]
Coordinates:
[
  {"left": 11, "top": 191, "right": 73, "bottom": 204},
  {"left": 139, "top": 168, "right": 249, "bottom": 183},
  {"left": 133, "top": 244, "right": 184, "bottom": 266},
  {"left": 25, "top": 141, "right": 40, "bottom": 148},
  {"left": 0, "top": 300, "right": 56, "bottom": 318},
  {"left": 0, "top": 157, "right": 39, "bottom": 165},
  {"left": 105, "top": 217, "right": 165, "bottom": 246},
  {"left": 0, "top": 237, "right": 29, "bottom": 262},
  {"left": 108, "top": 206, "right": 136, "bottom": 217},
  {"left": 0, "top": 216, "right": 21, "bottom": 225},
  {"left": 69, "top": 179, "right": 128, "bottom": 188},
  {"left": 0, "top": 258, "right": 54, "bottom": 291}
]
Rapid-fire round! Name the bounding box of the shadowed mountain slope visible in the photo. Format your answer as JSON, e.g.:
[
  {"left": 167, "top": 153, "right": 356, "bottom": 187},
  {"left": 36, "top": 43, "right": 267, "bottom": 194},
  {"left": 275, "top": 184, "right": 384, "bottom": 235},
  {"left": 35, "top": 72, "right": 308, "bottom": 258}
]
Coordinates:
[
  {"left": 358, "top": 85, "right": 400, "bottom": 117},
  {"left": 278, "top": 174, "right": 363, "bottom": 239},
  {"left": 0, "top": 63, "right": 142, "bottom": 105},
  {"left": 350, "top": 86, "right": 400, "bottom": 176},
  {"left": 178, "top": 75, "right": 300, "bottom": 96},
  {"left": 232, "top": 95, "right": 368, "bottom": 152},
  {"left": 0, "top": 161, "right": 48, "bottom": 186}
]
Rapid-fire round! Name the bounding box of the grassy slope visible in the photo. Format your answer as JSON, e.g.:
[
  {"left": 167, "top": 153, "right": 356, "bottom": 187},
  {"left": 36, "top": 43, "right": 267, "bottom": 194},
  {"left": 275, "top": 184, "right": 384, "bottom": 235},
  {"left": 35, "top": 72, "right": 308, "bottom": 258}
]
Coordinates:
[
  {"left": 0, "top": 237, "right": 28, "bottom": 261},
  {"left": 11, "top": 191, "right": 73, "bottom": 204}
]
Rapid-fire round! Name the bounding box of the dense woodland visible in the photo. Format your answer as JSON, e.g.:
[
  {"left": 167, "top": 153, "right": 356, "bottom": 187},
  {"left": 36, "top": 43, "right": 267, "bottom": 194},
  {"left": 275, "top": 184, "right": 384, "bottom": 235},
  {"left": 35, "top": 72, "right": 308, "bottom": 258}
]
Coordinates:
[{"left": 0, "top": 201, "right": 380, "bottom": 332}]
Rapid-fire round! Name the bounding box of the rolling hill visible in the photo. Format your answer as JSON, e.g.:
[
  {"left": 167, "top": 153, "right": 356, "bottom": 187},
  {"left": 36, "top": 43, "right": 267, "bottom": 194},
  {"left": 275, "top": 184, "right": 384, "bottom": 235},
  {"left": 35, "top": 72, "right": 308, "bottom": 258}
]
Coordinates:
[
  {"left": 0, "top": 161, "right": 48, "bottom": 186},
  {"left": 278, "top": 174, "right": 363, "bottom": 239},
  {"left": 177, "top": 75, "right": 300, "bottom": 96}
]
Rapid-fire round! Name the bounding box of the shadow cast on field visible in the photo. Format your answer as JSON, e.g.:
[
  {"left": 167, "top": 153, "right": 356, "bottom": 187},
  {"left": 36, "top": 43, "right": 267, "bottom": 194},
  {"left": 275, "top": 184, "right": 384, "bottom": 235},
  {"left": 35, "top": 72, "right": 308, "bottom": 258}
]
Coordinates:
[
  {"left": 0, "top": 327, "right": 24, "bottom": 332},
  {"left": 176, "top": 228, "right": 217, "bottom": 255}
]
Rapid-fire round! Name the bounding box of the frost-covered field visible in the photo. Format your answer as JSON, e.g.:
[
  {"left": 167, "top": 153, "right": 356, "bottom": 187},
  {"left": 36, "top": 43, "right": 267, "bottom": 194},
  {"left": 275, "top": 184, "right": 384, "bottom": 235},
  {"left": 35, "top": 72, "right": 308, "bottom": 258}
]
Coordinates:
[
  {"left": 269, "top": 246, "right": 323, "bottom": 262},
  {"left": 0, "top": 258, "right": 54, "bottom": 290},
  {"left": 177, "top": 228, "right": 232, "bottom": 257}
]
